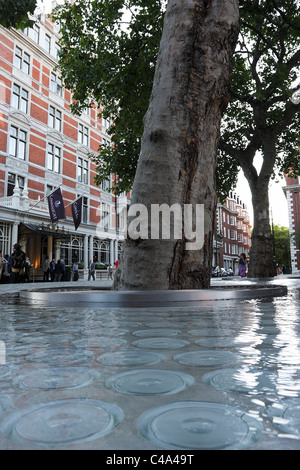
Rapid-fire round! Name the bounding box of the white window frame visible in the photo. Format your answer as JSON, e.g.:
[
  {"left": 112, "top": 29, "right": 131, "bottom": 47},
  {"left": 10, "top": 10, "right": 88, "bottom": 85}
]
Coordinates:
[
  {"left": 49, "top": 105, "right": 62, "bottom": 131},
  {"left": 100, "top": 203, "right": 111, "bottom": 229},
  {"left": 9, "top": 125, "right": 27, "bottom": 160},
  {"left": 32, "top": 24, "right": 40, "bottom": 43},
  {"left": 12, "top": 84, "right": 29, "bottom": 113},
  {"left": 77, "top": 157, "right": 89, "bottom": 184},
  {"left": 47, "top": 143, "right": 61, "bottom": 173},
  {"left": 50, "top": 72, "right": 62, "bottom": 96},
  {"left": 55, "top": 42, "right": 60, "bottom": 60},
  {"left": 7, "top": 173, "right": 25, "bottom": 196},
  {"left": 14, "top": 46, "right": 30, "bottom": 74},
  {"left": 78, "top": 124, "right": 88, "bottom": 146},
  {"left": 44, "top": 34, "right": 51, "bottom": 53}
]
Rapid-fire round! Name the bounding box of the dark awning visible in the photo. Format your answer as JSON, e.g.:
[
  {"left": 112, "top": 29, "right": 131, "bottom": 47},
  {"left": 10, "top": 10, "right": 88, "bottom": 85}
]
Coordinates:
[{"left": 19, "top": 223, "right": 71, "bottom": 242}]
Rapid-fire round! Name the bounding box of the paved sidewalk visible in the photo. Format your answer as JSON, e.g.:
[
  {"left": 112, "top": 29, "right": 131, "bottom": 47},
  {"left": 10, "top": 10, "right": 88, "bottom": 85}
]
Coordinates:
[{"left": 0, "top": 279, "right": 114, "bottom": 294}]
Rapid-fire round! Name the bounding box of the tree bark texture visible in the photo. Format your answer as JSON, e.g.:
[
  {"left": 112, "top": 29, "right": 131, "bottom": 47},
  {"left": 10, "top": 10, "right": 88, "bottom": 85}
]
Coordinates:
[
  {"left": 248, "top": 184, "right": 275, "bottom": 278},
  {"left": 246, "top": 133, "right": 278, "bottom": 278},
  {"left": 116, "top": 0, "right": 240, "bottom": 290}
]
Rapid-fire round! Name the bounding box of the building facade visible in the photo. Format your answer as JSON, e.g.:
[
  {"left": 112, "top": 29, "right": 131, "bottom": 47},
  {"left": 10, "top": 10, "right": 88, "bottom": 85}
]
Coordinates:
[
  {"left": 0, "top": 10, "right": 128, "bottom": 279},
  {"left": 213, "top": 192, "right": 252, "bottom": 273},
  {"left": 283, "top": 175, "right": 300, "bottom": 273}
]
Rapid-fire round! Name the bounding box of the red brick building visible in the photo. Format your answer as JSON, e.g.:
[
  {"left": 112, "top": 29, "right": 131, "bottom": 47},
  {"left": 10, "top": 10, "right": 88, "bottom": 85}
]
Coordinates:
[
  {"left": 0, "top": 10, "right": 128, "bottom": 278},
  {"left": 213, "top": 192, "right": 252, "bottom": 273},
  {"left": 283, "top": 175, "right": 300, "bottom": 273}
]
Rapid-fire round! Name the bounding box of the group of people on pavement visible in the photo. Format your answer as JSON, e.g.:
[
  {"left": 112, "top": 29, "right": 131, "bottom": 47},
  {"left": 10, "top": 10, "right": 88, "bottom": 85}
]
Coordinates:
[
  {"left": 0, "top": 243, "right": 120, "bottom": 283},
  {"left": 43, "top": 257, "right": 69, "bottom": 282}
]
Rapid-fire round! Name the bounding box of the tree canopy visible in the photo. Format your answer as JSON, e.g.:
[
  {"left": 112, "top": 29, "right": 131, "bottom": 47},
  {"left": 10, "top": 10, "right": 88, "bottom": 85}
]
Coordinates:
[
  {"left": 52, "top": 0, "right": 300, "bottom": 206},
  {"left": 0, "top": 0, "right": 37, "bottom": 30},
  {"left": 219, "top": 0, "right": 300, "bottom": 276},
  {"left": 219, "top": 0, "right": 300, "bottom": 190},
  {"left": 52, "top": 0, "right": 166, "bottom": 194},
  {"left": 273, "top": 224, "right": 291, "bottom": 267}
]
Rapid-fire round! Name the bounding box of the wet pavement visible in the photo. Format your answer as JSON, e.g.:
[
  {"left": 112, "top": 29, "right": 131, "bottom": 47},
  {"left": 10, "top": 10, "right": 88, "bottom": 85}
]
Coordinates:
[{"left": 0, "top": 276, "right": 300, "bottom": 450}]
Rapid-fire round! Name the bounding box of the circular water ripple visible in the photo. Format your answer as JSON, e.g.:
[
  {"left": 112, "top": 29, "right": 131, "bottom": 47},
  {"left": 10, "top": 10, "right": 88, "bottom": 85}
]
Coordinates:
[
  {"left": 81, "top": 328, "right": 129, "bottom": 337},
  {"left": 268, "top": 398, "right": 300, "bottom": 436},
  {"left": 13, "top": 367, "right": 100, "bottom": 390},
  {"left": 202, "top": 368, "right": 278, "bottom": 394},
  {"left": 132, "top": 329, "right": 181, "bottom": 338},
  {"left": 0, "top": 399, "right": 124, "bottom": 447},
  {"left": 105, "top": 369, "right": 194, "bottom": 395},
  {"left": 173, "top": 350, "right": 238, "bottom": 367},
  {"left": 145, "top": 321, "right": 185, "bottom": 329},
  {"left": 97, "top": 350, "right": 166, "bottom": 366},
  {"left": 194, "top": 337, "right": 254, "bottom": 348},
  {"left": 137, "top": 401, "right": 262, "bottom": 450},
  {"left": 25, "top": 347, "right": 93, "bottom": 365},
  {"left": 132, "top": 338, "right": 189, "bottom": 350},
  {"left": 18, "top": 333, "right": 72, "bottom": 345},
  {"left": 72, "top": 337, "right": 127, "bottom": 349}
]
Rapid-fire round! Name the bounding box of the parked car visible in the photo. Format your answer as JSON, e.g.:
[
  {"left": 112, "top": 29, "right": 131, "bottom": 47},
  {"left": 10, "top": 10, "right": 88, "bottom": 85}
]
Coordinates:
[
  {"left": 212, "top": 266, "right": 221, "bottom": 277},
  {"left": 226, "top": 268, "right": 234, "bottom": 276},
  {"left": 220, "top": 268, "right": 229, "bottom": 277}
]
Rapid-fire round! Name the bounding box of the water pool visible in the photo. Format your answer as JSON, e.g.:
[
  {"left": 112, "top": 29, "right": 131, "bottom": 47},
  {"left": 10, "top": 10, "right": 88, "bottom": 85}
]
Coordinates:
[{"left": 0, "top": 278, "right": 299, "bottom": 449}]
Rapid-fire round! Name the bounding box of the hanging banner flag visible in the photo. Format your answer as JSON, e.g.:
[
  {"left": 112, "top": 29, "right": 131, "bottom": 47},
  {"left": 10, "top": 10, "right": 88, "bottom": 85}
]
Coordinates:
[
  {"left": 72, "top": 196, "right": 82, "bottom": 230},
  {"left": 47, "top": 187, "right": 66, "bottom": 223}
]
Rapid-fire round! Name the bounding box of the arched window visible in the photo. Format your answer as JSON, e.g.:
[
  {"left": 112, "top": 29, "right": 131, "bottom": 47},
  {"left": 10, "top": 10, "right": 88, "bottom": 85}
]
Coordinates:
[
  {"left": 71, "top": 237, "right": 80, "bottom": 263},
  {"left": 93, "top": 239, "right": 110, "bottom": 264}
]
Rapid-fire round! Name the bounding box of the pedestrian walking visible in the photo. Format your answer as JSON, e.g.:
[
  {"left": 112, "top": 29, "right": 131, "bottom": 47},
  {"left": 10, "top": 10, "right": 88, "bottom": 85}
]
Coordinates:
[
  {"left": 22, "top": 257, "right": 32, "bottom": 282},
  {"left": 54, "top": 259, "right": 64, "bottom": 282},
  {"left": 49, "top": 259, "right": 56, "bottom": 281},
  {"left": 60, "top": 259, "right": 65, "bottom": 281},
  {"left": 238, "top": 253, "right": 247, "bottom": 277},
  {"left": 88, "top": 260, "right": 95, "bottom": 281},
  {"left": 9, "top": 243, "right": 26, "bottom": 283},
  {"left": 107, "top": 263, "right": 113, "bottom": 280},
  {"left": 72, "top": 261, "right": 79, "bottom": 281},
  {"left": 43, "top": 256, "right": 50, "bottom": 281}
]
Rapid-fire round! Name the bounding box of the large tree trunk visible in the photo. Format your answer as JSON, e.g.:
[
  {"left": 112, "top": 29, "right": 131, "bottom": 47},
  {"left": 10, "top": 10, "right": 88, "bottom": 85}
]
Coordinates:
[
  {"left": 242, "top": 133, "right": 277, "bottom": 278},
  {"left": 116, "top": 0, "right": 240, "bottom": 290},
  {"left": 248, "top": 182, "right": 274, "bottom": 277}
]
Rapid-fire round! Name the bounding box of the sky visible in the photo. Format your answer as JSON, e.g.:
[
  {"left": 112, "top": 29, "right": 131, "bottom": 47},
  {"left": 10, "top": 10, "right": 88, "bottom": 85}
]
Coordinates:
[
  {"left": 37, "top": 0, "right": 290, "bottom": 230},
  {"left": 235, "top": 153, "right": 289, "bottom": 228},
  {"left": 236, "top": 169, "right": 289, "bottom": 229}
]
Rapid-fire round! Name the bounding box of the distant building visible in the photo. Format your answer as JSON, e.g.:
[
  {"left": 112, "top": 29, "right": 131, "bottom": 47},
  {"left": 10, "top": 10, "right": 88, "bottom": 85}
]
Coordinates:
[
  {"left": 213, "top": 191, "right": 252, "bottom": 273},
  {"left": 282, "top": 175, "right": 300, "bottom": 273},
  {"left": 0, "top": 8, "right": 128, "bottom": 279}
]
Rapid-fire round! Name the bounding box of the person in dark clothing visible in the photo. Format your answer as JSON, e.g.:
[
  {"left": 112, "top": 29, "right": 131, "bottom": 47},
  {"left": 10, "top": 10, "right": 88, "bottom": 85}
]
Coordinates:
[
  {"left": 54, "top": 259, "right": 64, "bottom": 282},
  {"left": 22, "top": 257, "right": 32, "bottom": 282},
  {"left": 49, "top": 259, "right": 56, "bottom": 281},
  {"left": 43, "top": 256, "right": 50, "bottom": 281},
  {"left": 9, "top": 243, "right": 26, "bottom": 283},
  {"left": 60, "top": 259, "right": 65, "bottom": 281}
]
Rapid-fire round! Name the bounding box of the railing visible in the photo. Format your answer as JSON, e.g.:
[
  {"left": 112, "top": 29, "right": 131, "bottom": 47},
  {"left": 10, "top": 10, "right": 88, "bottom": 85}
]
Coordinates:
[{"left": 0, "top": 197, "right": 13, "bottom": 207}]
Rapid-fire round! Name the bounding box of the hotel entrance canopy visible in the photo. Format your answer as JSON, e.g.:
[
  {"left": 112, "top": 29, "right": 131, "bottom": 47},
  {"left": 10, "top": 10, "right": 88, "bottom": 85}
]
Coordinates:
[{"left": 19, "top": 223, "right": 71, "bottom": 242}]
